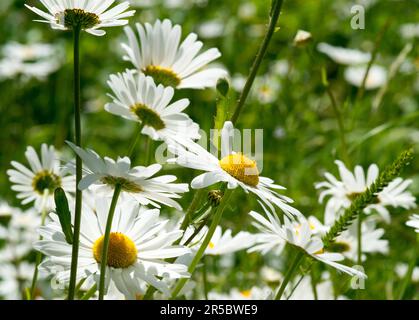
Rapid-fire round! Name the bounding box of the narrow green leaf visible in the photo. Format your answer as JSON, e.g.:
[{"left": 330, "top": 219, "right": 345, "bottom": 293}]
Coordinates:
[{"left": 54, "top": 188, "right": 74, "bottom": 244}]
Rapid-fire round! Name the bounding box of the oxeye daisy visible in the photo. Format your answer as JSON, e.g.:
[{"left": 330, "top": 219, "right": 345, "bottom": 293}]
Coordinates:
[
  {"left": 122, "top": 19, "right": 227, "bottom": 89},
  {"left": 182, "top": 226, "right": 256, "bottom": 256},
  {"left": 105, "top": 71, "right": 200, "bottom": 147},
  {"left": 249, "top": 206, "right": 367, "bottom": 279},
  {"left": 316, "top": 161, "right": 416, "bottom": 223},
  {"left": 35, "top": 198, "right": 191, "bottom": 298},
  {"left": 25, "top": 0, "right": 135, "bottom": 36},
  {"left": 169, "top": 121, "right": 302, "bottom": 218},
  {"left": 364, "top": 178, "right": 416, "bottom": 223},
  {"left": 66, "top": 142, "right": 188, "bottom": 210},
  {"left": 7, "top": 144, "right": 75, "bottom": 212},
  {"left": 324, "top": 219, "right": 388, "bottom": 262}
]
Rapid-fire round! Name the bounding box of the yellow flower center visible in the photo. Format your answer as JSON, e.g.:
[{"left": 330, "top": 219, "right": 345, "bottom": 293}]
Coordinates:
[
  {"left": 32, "top": 170, "right": 61, "bottom": 195},
  {"left": 93, "top": 232, "right": 138, "bottom": 269},
  {"left": 208, "top": 242, "right": 215, "bottom": 249},
  {"left": 62, "top": 9, "right": 100, "bottom": 29},
  {"left": 143, "top": 65, "right": 181, "bottom": 88},
  {"left": 101, "top": 176, "right": 143, "bottom": 193},
  {"left": 240, "top": 290, "right": 252, "bottom": 298},
  {"left": 219, "top": 154, "right": 259, "bottom": 187},
  {"left": 130, "top": 103, "right": 166, "bottom": 130},
  {"left": 327, "top": 241, "right": 351, "bottom": 253}
]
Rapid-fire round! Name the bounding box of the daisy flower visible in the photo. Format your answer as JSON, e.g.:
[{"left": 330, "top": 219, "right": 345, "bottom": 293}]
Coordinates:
[
  {"left": 182, "top": 225, "right": 256, "bottom": 256},
  {"left": 326, "top": 219, "right": 389, "bottom": 261},
  {"left": 36, "top": 198, "right": 191, "bottom": 298},
  {"left": 7, "top": 144, "right": 75, "bottom": 212},
  {"left": 406, "top": 214, "right": 419, "bottom": 233},
  {"left": 168, "top": 121, "right": 302, "bottom": 218},
  {"left": 122, "top": 19, "right": 227, "bottom": 89},
  {"left": 364, "top": 178, "right": 416, "bottom": 223},
  {"left": 316, "top": 161, "right": 416, "bottom": 224},
  {"left": 249, "top": 207, "right": 367, "bottom": 279},
  {"left": 204, "top": 226, "right": 256, "bottom": 256},
  {"left": 0, "top": 262, "right": 36, "bottom": 300},
  {"left": 0, "top": 42, "right": 61, "bottom": 81},
  {"left": 105, "top": 71, "right": 200, "bottom": 147},
  {"left": 315, "top": 161, "right": 379, "bottom": 224},
  {"left": 66, "top": 142, "right": 188, "bottom": 210},
  {"left": 25, "top": 0, "right": 135, "bottom": 36}
]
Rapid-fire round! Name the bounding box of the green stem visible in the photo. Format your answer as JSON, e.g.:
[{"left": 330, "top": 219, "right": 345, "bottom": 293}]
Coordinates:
[
  {"left": 180, "top": 189, "right": 206, "bottom": 232},
  {"left": 203, "top": 256, "right": 209, "bottom": 300},
  {"left": 230, "top": 0, "right": 285, "bottom": 124},
  {"left": 357, "top": 215, "right": 362, "bottom": 266},
  {"left": 128, "top": 123, "right": 145, "bottom": 160},
  {"left": 274, "top": 250, "right": 304, "bottom": 300},
  {"left": 171, "top": 189, "right": 233, "bottom": 299},
  {"left": 81, "top": 284, "right": 98, "bottom": 300},
  {"left": 355, "top": 19, "right": 391, "bottom": 102},
  {"left": 322, "top": 68, "right": 350, "bottom": 166},
  {"left": 397, "top": 234, "right": 418, "bottom": 300},
  {"left": 98, "top": 184, "right": 122, "bottom": 300},
  {"left": 68, "top": 26, "right": 83, "bottom": 300},
  {"left": 29, "top": 210, "right": 47, "bottom": 299}
]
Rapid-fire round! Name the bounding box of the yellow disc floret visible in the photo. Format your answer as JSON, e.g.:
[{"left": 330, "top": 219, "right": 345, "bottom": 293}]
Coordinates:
[
  {"left": 93, "top": 232, "right": 138, "bottom": 269},
  {"left": 219, "top": 153, "right": 259, "bottom": 187},
  {"left": 143, "top": 65, "right": 181, "bottom": 88}
]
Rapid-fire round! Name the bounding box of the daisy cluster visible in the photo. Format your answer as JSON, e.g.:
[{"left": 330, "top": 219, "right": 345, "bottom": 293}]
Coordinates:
[{"left": 1, "top": 0, "right": 417, "bottom": 301}]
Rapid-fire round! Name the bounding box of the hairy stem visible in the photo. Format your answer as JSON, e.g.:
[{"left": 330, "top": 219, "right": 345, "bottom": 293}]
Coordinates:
[{"left": 68, "top": 26, "right": 83, "bottom": 300}]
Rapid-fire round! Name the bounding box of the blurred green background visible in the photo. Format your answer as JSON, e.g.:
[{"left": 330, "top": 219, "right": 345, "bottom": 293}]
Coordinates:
[{"left": 1, "top": 0, "right": 418, "bottom": 299}]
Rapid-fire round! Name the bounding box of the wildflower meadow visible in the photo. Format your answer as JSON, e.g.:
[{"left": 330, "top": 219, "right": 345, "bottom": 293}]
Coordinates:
[{"left": 0, "top": 0, "right": 418, "bottom": 303}]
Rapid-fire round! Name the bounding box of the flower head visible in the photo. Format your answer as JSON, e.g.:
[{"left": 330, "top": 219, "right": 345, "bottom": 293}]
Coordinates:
[
  {"left": 35, "top": 198, "right": 190, "bottom": 298},
  {"left": 122, "top": 19, "right": 227, "bottom": 89},
  {"left": 25, "top": 0, "right": 135, "bottom": 36},
  {"left": 66, "top": 142, "right": 188, "bottom": 210},
  {"left": 249, "top": 206, "right": 367, "bottom": 279},
  {"left": 7, "top": 144, "right": 75, "bottom": 211},
  {"left": 169, "top": 121, "right": 302, "bottom": 219},
  {"left": 316, "top": 161, "right": 416, "bottom": 224},
  {"left": 106, "top": 71, "right": 200, "bottom": 146}
]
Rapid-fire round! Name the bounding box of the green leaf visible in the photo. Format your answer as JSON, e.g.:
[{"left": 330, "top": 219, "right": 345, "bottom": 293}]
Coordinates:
[{"left": 54, "top": 188, "right": 74, "bottom": 244}]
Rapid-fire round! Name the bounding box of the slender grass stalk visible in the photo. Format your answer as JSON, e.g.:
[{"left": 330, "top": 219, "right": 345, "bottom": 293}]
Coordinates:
[
  {"left": 322, "top": 68, "right": 350, "bottom": 165},
  {"left": 355, "top": 19, "right": 391, "bottom": 102},
  {"left": 171, "top": 189, "right": 233, "bottom": 299},
  {"left": 230, "top": 0, "right": 285, "bottom": 124},
  {"left": 98, "top": 184, "right": 122, "bottom": 300},
  {"left": 29, "top": 209, "right": 47, "bottom": 300},
  {"left": 274, "top": 250, "right": 304, "bottom": 300},
  {"left": 68, "top": 25, "right": 83, "bottom": 300}
]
